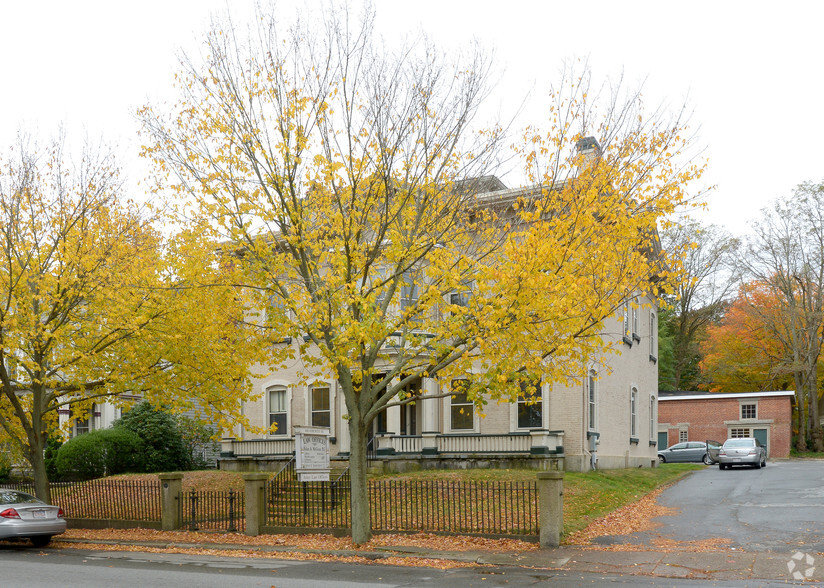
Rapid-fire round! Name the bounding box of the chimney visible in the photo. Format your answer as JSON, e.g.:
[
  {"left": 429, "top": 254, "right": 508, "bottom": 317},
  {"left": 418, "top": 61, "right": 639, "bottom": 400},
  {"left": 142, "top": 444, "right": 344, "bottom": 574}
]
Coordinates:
[{"left": 575, "top": 136, "right": 601, "bottom": 170}]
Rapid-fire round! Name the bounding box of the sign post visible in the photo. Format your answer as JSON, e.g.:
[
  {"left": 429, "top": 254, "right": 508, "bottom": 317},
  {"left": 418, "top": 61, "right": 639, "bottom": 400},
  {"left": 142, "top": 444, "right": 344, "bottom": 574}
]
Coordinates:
[{"left": 294, "top": 426, "right": 331, "bottom": 482}]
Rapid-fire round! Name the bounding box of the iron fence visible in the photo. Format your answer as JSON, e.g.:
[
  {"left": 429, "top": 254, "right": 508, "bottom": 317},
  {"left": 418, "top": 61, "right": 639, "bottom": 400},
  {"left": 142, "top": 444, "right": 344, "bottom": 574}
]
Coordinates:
[
  {"left": 178, "top": 489, "right": 245, "bottom": 532},
  {"left": 266, "top": 477, "right": 537, "bottom": 536},
  {"left": 1, "top": 479, "right": 162, "bottom": 521}
]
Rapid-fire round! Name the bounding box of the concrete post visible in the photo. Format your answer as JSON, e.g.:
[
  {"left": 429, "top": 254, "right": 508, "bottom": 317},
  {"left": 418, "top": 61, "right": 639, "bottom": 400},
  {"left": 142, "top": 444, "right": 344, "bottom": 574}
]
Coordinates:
[
  {"left": 243, "top": 473, "right": 270, "bottom": 536},
  {"left": 158, "top": 473, "right": 184, "bottom": 531},
  {"left": 537, "top": 471, "right": 564, "bottom": 547}
]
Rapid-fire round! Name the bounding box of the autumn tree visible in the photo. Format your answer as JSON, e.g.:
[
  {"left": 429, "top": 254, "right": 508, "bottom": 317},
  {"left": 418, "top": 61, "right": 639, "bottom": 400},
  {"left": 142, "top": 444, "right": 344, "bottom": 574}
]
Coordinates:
[
  {"left": 0, "top": 135, "right": 262, "bottom": 501},
  {"left": 741, "top": 182, "right": 824, "bottom": 451},
  {"left": 140, "top": 6, "right": 705, "bottom": 544},
  {"left": 701, "top": 280, "right": 793, "bottom": 393},
  {"left": 658, "top": 221, "right": 740, "bottom": 390}
]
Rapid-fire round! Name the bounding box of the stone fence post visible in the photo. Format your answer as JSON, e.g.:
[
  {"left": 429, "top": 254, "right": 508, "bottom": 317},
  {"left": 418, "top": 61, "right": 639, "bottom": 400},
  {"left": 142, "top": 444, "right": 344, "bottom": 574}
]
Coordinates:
[
  {"left": 243, "top": 473, "right": 269, "bottom": 536},
  {"left": 158, "top": 473, "right": 184, "bottom": 531},
  {"left": 537, "top": 471, "right": 564, "bottom": 547}
]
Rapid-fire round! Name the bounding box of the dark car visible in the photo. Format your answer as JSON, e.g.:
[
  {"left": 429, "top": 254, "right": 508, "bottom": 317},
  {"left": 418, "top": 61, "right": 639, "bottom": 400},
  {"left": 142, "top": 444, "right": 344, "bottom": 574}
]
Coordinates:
[
  {"left": 715, "top": 437, "right": 767, "bottom": 469},
  {"left": 0, "top": 490, "right": 66, "bottom": 547},
  {"left": 658, "top": 441, "right": 714, "bottom": 465}
]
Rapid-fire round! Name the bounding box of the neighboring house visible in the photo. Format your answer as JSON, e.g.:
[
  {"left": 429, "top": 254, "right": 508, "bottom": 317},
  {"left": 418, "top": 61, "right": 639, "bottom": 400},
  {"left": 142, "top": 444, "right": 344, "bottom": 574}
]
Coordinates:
[
  {"left": 219, "top": 170, "right": 661, "bottom": 473},
  {"left": 657, "top": 390, "right": 794, "bottom": 458}
]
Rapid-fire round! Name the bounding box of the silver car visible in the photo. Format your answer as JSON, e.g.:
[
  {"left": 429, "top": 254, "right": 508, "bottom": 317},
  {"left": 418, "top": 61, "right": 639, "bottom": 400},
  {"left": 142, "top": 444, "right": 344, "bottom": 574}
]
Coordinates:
[
  {"left": 716, "top": 437, "right": 767, "bottom": 469},
  {"left": 658, "top": 441, "right": 714, "bottom": 465},
  {"left": 0, "top": 490, "right": 66, "bottom": 547}
]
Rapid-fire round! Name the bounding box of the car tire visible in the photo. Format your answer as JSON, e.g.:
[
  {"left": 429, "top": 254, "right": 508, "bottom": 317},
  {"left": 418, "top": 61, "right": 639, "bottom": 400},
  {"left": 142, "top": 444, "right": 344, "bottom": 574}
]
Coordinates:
[
  {"left": 702, "top": 453, "right": 712, "bottom": 465},
  {"left": 719, "top": 463, "right": 725, "bottom": 470},
  {"left": 30, "top": 536, "right": 52, "bottom": 548},
  {"left": 761, "top": 456, "right": 767, "bottom": 468},
  {"left": 658, "top": 455, "right": 666, "bottom": 464}
]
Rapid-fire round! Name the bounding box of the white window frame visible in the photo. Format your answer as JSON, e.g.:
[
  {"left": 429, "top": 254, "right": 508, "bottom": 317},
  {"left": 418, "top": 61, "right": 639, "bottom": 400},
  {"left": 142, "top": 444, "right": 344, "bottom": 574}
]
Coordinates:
[
  {"left": 649, "top": 310, "right": 657, "bottom": 358},
  {"left": 587, "top": 370, "right": 598, "bottom": 432},
  {"left": 679, "top": 428, "right": 688, "bottom": 443},
  {"left": 730, "top": 427, "right": 751, "bottom": 438},
  {"left": 649, "top": 395, "right": 656, "bottom": 441},
  {"left": 630, "top": 387, "right": 638, "bottom": 438},
  {"left": 308, "top": 382, "right": 332, "bottom": 431},
  {"left": 512, "top": 378, "right": 544, "bottom": 431},
  {"left": 740, "top": 401, "right": 757, "bottom": 420},
  {"left": 632, "top": 298, "right": 639, "bottom": 338},
  {"left": 264, "top": 382, "right": 292, "bottom": 437},
  {"left": 622, "top": 302, "right": 630, "bottom": 339},
  {"left": 446, "top": 378, "right": 477, "bottom": 433}
]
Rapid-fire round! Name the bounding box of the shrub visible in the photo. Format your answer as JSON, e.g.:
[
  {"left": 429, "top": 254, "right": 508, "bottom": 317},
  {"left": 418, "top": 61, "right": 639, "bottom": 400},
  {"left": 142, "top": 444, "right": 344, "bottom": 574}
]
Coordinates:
[
  {"left": 54, "top": 431, "right": 108, "bottom": 481},
  {"left": 44, "top": 435, "right": 63, "bottom": 481},
  {"left": 114, "top": 402, "right": 191, "bottom": 472},
  {"left": 54, "top": 428, "right": 144, "bottom": 481}
]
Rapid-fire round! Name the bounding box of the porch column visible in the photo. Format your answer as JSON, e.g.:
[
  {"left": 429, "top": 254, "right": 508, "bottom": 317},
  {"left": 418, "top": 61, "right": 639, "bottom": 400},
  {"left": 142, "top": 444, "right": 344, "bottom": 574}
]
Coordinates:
[
  {"left": 337, "top": 383, "right": 351, "bottom": 454},
  {"left": 421, "top": 377, "right": 440, "bottom": 455}
]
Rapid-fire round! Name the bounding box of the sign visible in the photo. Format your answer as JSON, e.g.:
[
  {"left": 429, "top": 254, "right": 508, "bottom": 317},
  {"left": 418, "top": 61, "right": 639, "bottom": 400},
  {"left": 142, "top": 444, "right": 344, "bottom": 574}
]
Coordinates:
[{"left": 294, "top": 426, "right": 330, "bottom": 482}]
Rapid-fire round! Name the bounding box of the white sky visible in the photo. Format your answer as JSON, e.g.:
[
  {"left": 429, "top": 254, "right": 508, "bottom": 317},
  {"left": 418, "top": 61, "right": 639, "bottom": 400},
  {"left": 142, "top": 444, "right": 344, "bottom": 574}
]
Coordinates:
[{"left": 2, "top": 0, "right": 822, "bottom": 237}]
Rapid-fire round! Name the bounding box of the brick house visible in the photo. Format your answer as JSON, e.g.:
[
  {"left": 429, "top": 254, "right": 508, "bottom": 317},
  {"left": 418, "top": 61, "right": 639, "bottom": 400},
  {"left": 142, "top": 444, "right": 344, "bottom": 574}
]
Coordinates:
[{"left": 657, "top": 390, "right": 794, "bottom": 458}]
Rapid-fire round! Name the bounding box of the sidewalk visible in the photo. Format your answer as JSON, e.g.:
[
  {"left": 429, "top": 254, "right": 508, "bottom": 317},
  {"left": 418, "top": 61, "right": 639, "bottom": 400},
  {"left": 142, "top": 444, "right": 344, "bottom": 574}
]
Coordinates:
[{"left": 53, "top": 535, "right": 817, "bottom": 583}]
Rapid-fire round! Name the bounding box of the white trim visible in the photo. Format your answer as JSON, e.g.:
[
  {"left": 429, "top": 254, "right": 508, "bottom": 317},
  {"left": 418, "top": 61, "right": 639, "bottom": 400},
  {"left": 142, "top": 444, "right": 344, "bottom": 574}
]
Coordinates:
[
  {"left": 305, "top": 379, "right": 335, "bottom": 438},
  {"left": 443, "top": 377, "right": 479, "bottom": 434},
  {"left": 510, "top": 381, "right": 547, "bottom": 431},
  {"left": 262, "top": 378, "right": 293, "bottom": 437},
  {"left": 658, "top": 391, "right": 795, "bottom": 401}
]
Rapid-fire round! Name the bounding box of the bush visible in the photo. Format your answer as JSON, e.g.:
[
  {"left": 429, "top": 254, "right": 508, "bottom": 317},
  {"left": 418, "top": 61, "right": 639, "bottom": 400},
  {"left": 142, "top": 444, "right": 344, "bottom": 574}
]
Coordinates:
[
  {"left": 0, "top": 455, "right": 11, "bottom": 483},
  {"left": 54, "top": 431, "right": 108, "bottom": 481},
  {"left": 114, "top": 402, "right": 191, "bottom": 472},
  {"left": 44, "top": 435, "right": 63, "bottom": 481},
  {"left": 54, "top": 428, "right": 144, "bottom": 481}
]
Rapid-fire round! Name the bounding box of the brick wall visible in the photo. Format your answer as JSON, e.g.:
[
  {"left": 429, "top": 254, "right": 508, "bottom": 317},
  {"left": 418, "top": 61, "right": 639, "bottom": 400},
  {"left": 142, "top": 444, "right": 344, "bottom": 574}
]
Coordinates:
[{"left": 658, "top": 395, "right": 792, "bottom": 457}]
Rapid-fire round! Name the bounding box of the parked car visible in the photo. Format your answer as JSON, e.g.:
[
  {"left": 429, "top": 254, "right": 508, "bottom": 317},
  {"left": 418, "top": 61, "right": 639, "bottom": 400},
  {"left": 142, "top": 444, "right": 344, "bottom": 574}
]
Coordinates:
[
  {"left": 0, "top": 490, "right": 66, "bottom": 547},
  {"left": 658, "top": 441, "right": 714, "bottom": 465},
  {"left": 715, "top": 437, "right": 767, "bottom": 469}
]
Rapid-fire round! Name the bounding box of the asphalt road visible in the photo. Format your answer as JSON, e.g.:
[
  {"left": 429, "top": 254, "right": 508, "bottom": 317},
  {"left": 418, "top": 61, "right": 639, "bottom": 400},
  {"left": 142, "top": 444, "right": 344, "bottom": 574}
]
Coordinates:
[
  {"left": 0, "top": 546, "right": 799, "bottom": 587},
  {"left": 596, "top": 460, "right": 824, "bottom": 553}
]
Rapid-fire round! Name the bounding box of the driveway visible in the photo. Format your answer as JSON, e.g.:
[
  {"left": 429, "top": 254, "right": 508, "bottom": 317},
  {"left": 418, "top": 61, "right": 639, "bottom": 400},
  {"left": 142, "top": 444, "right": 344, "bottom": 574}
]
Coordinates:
[{"left": 607, "top": 461, "right": 824, "bottom": 552}]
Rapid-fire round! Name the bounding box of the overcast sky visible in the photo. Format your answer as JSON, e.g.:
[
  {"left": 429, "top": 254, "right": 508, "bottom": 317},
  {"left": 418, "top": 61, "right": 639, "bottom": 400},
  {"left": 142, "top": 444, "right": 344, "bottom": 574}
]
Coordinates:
[{"left": 2, "top": 0, "right": 822, "bottom": 237}]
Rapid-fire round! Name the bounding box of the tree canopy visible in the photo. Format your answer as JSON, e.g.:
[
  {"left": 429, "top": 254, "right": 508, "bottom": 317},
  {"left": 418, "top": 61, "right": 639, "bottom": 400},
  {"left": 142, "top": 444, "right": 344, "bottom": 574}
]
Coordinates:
[
  {"left": 0, "top": 134, "right": 263, "bottom": 500},
  {"left": 139, "top": 6, "right": 705, "bottom": 543}
]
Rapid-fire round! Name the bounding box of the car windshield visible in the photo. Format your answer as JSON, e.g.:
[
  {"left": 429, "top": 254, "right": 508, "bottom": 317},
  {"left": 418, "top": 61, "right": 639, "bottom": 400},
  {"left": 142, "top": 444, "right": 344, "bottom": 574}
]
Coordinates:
[
  {"left": 724, "top": 439, "right": 754, "bottom": 448},
  {"left": 0, "top": 491, "right": 42, "bottom": 505}
]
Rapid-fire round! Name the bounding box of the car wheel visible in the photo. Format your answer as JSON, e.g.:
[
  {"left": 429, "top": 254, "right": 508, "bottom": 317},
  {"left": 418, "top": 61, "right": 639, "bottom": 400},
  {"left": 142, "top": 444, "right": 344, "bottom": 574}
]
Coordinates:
[
  {"left": 658, "top": 455, "right": 665, "bottom": 464},
  {"left": 754, "top": 461, "right": 761, "bottom": 469},
  {"left": 761, "top": 455, "right": 767, "bottom": 467},
  {"left": 702, "top": 453, "right": 712, "bottom": 465},
  {"left": 30, "top": 536, "right": 52, "bottom": 548},
  {"left": 719, "top": 463, "right": 725, "bottom": 470}
]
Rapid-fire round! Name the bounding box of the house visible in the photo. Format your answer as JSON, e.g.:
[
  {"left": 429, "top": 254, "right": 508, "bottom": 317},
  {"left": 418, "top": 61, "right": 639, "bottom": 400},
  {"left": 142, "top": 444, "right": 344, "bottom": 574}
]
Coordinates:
[
  {"left": 657, "top": 390, "right": 794, "bottom": 458},
  {"left": 219, "top": 165, "right": 662, "bottom": 473}
]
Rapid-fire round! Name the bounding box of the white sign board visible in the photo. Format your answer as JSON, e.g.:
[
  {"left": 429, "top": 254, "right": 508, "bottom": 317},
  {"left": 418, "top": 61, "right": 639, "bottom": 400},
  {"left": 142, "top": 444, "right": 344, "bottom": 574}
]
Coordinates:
[{"left": 294, "top": 426, "right": 330, "bottom": 482}]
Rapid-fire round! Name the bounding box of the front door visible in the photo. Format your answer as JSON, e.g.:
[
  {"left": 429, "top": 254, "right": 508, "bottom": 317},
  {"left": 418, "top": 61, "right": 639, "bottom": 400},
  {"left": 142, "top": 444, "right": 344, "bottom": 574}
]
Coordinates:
[
  {"left": 657, "top": 431, "right": 668, "bottom": 450},
  {"left": 753, "top": 428, "right": 768, "bottom": 456}
]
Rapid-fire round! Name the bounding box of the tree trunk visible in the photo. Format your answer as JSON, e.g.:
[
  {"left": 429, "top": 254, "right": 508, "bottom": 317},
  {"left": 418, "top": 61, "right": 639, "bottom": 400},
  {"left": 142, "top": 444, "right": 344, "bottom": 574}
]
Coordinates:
[
  {"left": 808, "top": 375, "right": 823, "bottom": 452},
  {"left": 28, "top": 433, "right": 51, "bottom": 503},
  {"left": 794, "top": 372, "right": 808, "bottom": 452},
  {"left": 348, "top": 416, "right": 371, "bottom": 545}
]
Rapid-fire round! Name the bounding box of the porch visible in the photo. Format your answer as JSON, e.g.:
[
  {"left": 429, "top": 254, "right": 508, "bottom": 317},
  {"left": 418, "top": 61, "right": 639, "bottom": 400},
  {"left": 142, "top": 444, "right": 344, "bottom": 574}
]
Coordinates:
[{"left": 218, "top": 430, "right": 565, "bottom": 472}]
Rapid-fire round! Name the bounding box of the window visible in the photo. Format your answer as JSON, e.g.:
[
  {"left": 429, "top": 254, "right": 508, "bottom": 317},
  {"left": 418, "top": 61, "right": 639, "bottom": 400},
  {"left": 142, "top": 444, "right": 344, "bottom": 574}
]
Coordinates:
[
  {"left": 730, "top": 427, "right": 750, "bottom": 438},
  {"left": 399, "top": 376, "right": 421, "bottom": 435},
  {"left": 622, "top": 302, "right": 631, "bottom": 340},
  {"left": 449, "top": 291, "right": 470, "bottom": 307},
  {"left": 268, "top": 386, "right": 288, "bottom": 435},
  {"left": 517, "top": 377, "right": 543, "bottom": 429},
  {"left": 679, "top": 429, "right": 688, "bottom": 443},
  {"left": 73, "top": 403, "right": 96, "bottom": 437},
  {"left": 588, "top": 371, "right": 597, "bottom": 431},
  {"left": 649, "top": 396, "right": 656, "bottom": 441},
  {"left": 632, "top": 299, "right": 639, "bottom": 338},
  {"left": 450, "top": 379, "right": 474, "bottom": 430},
  {"left": 741, "top": 403, "right": 757, "bottom": 420},
  {"left": 310, "top": 385, "right": 330, "bottom": 428},
  {"left": 649, "top": 311, "right": 657, "bottom": 359},
  {"left": 630, "top": 387, "right": 638, "bottom": 438},
  {"left": 400, "top": 273, "right": 419, "bottom": 311}
]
